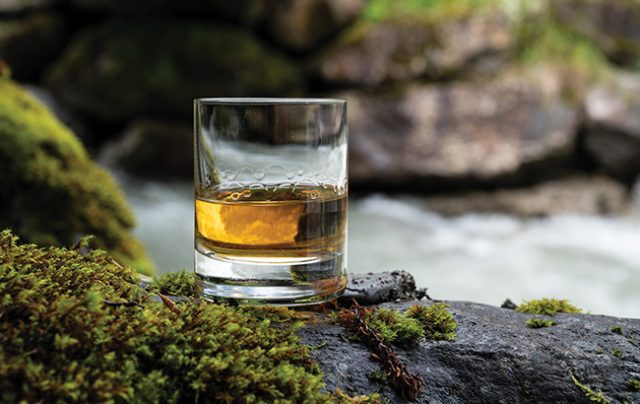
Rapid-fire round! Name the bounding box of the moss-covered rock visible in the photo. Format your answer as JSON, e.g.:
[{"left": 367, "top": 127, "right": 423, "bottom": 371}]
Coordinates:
[
  {"left": 46, "top": 19, "right": 304, "bottom": 121},
  {"left": 0, "top": 13, "right": 68, "bottom": 80},
  {"left": 0, "top": 76, "right": 154, "bottom": 275},
  {"left": 0, "top": 230, "right": 333, "bottom": 402}
]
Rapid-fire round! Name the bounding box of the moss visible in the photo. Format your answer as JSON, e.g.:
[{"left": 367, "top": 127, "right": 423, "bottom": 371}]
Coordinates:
[
  {"left": 516, "top": 298, "right": 581, "bottom": 316},
  {"left": 46, "top": 19, "right": 303, "bottom": 120},
  {"left": 364, "top": 307, "right": 424, "bottom": 347},
  {"left": 362, "top": 0, "right": 495, "bottom": 22},
  {"left": 149, "top": 269, "right": 200, "bottom": 297},
  {"left": 526, "top": 318, "right": 557, "bottom": 329},
  {"left": 610, "top": 325, "right": 623, "bottom": 335},
  {"left": 570, "top": 372, "right": 610, "bottom": 404},
  {"left": 405, "top": 303, "right": 458, "bottom": 341},
  {"left": 0, "top": 77, "right": 153, "bottom": 275},
  {"left": 612, "top": 349, "right": 622, "bottom": 358},
  {"left": 0, "top": 230, "right": 339, "bottom": 402},
  {"left": 627, "top": 378, "right": 640, "bottom": 392}
]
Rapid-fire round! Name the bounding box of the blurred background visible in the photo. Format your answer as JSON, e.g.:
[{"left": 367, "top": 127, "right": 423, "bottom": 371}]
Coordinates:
[{"left": 2, "top": 0, "right": 640, "bottom": 317}]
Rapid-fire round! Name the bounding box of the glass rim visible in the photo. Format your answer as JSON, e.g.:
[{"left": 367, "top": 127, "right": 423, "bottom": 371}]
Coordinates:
[{"left": 194, "top": 97, "right": 346, "bottom": 106}]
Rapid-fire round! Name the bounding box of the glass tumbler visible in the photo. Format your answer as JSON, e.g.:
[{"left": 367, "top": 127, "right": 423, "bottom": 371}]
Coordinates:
[{"left": 194, "top": 98, "right": 348, "bottom": 305}]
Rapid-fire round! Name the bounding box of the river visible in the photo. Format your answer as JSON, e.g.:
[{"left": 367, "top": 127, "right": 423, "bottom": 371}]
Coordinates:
[{"left": 121, "top": 179, "right": 640, "bottom": 319}]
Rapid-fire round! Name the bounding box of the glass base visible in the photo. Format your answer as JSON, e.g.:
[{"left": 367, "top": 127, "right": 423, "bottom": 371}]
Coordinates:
[{"left": 195, "top": 250, "right": 347, "bottom": 306}]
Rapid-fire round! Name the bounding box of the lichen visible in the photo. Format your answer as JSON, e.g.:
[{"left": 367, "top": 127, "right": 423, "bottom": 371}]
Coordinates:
[
  {"left": 405, "top": 303, "right": 458, "bottom": 341},
  {"left": 0, "top": 230, "right": 335, "bottom": 402},
  {"left": 364, "top": 307, "right": 425, "bottom": 347},
  {"left": 570, "top": 371, "right": 610, "bottom": 404},
  {"left": 612, "top": 348, "right": 622, "bottom": 358},
  {"left": 0, "top": 76, "right": 153, "bottom": 275},
  {"left": 627, "top": 378, "right": 640, "bottom": 392},
  {"left": 610, "top": 325, "right": 623, "bottom": 335},
  {"left": 148, "top": 269, "right": 201, "bottom": 297},
  {"left": 526, "top": 318, "right": 557, "bottom": 329},
  {"left": 516, "top": 298, "right": 581, "bottom": 316}
]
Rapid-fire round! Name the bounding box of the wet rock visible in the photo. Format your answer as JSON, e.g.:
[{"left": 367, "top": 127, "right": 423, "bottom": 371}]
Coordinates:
[
  {"left": 312, "top": 11, "right": 512, "bottom": 87},
  {"left": 584, "top": 71, "right": 640, "bottom": 183},
  {"left": 264, "top": 0, "right": 365, "bottom": 52},
  {"left": 0, "top": 13, "right": 68, "bottom": 80},
  {"left": 422, "top": 176, "right": 628, "bottom": 217},
  {"left": 100, "top": 118, "right": 192, "bottom": 180},
  {"left": 300, "top": 300, "right": 640, "bottom": 403},
  {"left": 340, "top": 271, "right": 427, "bottom": 306},
  {"left": 344, "top": 67, "right": 579, "bottom": 190},
  {"left": 46, "top": 19, "right": 303, "bottom": 122},
  {"left": 556, "top": 0, "right": 640, "bottom": 66}
]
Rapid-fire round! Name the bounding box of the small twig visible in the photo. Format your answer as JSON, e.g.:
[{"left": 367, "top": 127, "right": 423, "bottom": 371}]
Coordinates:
[
  {"left": 338, "top": 303, "right": 424, "bottom": 400},
  {"left": 157, "top": 292, "right": 181, "bottom": 314}
]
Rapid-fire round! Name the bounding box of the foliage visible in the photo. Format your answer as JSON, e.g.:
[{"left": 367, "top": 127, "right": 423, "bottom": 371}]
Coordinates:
[
  {"left": 516, "top": 298, "right": 581, "bottom": 316},
  {"left": 405, "top": 303, "right": 458, "bottom": 341},
  {"left": 149, "top": 269, "right": 201, "bottom": 297},
  {"left": 627, "top": 378, "right": 640, "bottom": 392},
  {"left": 0, "top": 230, "right": 333, "bottom": 403},
  {"left": 364, "top": 307, "right": 425, "bottom": 347},
  {"left": 0, "top": 76, "right": 153, "bottom": 275},
  {"left": 526, "top": 318, "right": 557, "bottom": 329},
  {"left": 570, "top": 371, "right": 610, "bottom": 404}
]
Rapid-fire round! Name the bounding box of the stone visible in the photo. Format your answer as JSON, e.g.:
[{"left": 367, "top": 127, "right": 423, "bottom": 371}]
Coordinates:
[
  {"left": 263, "top": 0, "right": 365, "bottom": 52},
  {"left": 0, "top": 76, "right": 154, "bottom": 275},
  {"left": 584, "top": 71, "right": 640, "bottom": 183},
  {"left": 0, "top": 13, "right": 68, "bottom": 80},
  {"left": 312, "top": 11, "right": 512, "bottom": 87},
  {"left": 340, "top": 271, "right": 428, "bottom": 306},
  {"left": 422, "top": 176, "right": 629, "bottom": 217},
  {"left": 556, "top": 0, "right": 640, "bottom": 66},
  {"left": 100, "top": 118, "right": 193, "bottom": 180},
  {"left": 301, "top": 299, "right": 640, "bottom": 403},
  {"left": 46, "top": 19, "right": 304, "bottom": 122},
  {"left": 344, "top": 67, "right": 580, "bottom": 189},
  {"left": 0, "top": 0, "right": 54, "bottom": 13}
]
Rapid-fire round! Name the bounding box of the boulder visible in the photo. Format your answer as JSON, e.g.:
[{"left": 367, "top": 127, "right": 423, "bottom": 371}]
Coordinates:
[
  {"left": 263, "top": 0, "right": 366, "bottom": 52},
  {"left": 584, "top": 71, "right": 640, "bottom": 183},
  {"left": 422, "top": 176, "right": 629, "bottom": 217},
  {"left": 344, "top": 67, "right": 580, "bottom": 190},
  {"left": 0, "top": 13, "right": 68, "bottom": 81},
  {"left": 100, "top": 118, "right": 192, "bottom": 180},
  {"left": 300, "top": 272, "right": 640, "bottom": 403},
  {"left": 312, "top": 10, "right": 512, "bottom": 87},
  {"left": 46, "top": 19, "right": 304, "bottom": 122},
  {"left": 0, "top": 76, "right": 154, "bottom": 275},
  {"left": 556, "top": 0, "right": 640, "bottom": 66}
]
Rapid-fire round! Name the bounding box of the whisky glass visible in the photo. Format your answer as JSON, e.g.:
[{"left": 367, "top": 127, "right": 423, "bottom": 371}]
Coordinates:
[{"left": 194, "top": 98, "right": 348, "bottom": 305}]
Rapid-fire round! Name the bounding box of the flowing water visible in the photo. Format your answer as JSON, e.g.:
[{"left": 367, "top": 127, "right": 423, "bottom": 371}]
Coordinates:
[{"left": 122, "top": 180, "right": 640, "bottom": 318}]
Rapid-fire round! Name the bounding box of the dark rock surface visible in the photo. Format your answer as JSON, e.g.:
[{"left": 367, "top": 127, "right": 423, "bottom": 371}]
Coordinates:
[
  {"left": 584, "top": 71, "right": 640, "bottom": 183},
  {"left": 313, "top": 12, "right": 512, "bottom": 87},
  {"left": 100, "top": 118, "right": 192, "bottom": 179},
  {"left": 340, "top": 271, "right": 428, "bottom": 305},
  {"left": 344, "top": 67, "right": 579, "bottom": 190},
  {"left": 301, "top": 272, "right": 640, "bottom": 403},
  {"left": 45, "top": 19, "right": 303, "bottom": 121}
]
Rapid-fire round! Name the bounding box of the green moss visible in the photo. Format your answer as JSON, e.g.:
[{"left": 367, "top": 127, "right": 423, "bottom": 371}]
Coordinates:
[
  {"left": 364, "top": 307, "right": 425, "bottom": 347},
  {"left": 627, "top": 378, "right": 640, "bottom": 392},
  {"left": 516, "top": 298, "right": 581, "bottom": 316},
  {"left": 0, "top": 77, "right": 153, "bottom": 275},
  {"left": 367, "top": 370, "right": 389, "bottom": 384},
  {"left": 610, "top": 325, "right": 623, "bottom": 335},
  {"left": 0, "top": 230, "right": 332, "bottom": 402},
  {"left": 362, "top": 0, "right": 495, "bottom": 22},
  {"left": 526, "top": 318, "right": 557, "bottom": 329},
  {"left": 570, "top": 372, "right": 610, "bottom": 404},
  {"left": 405, "top": 303, "right": 458, "bottom": 341},
  {"left": 46, "top": 19, "right": 303, "bottom": 120},
  {"left": 612, "top": 349, "right": 622, "bottom": 358},
  {"left": 149, "top": 269, "right": 200, "bottom": 297}
]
